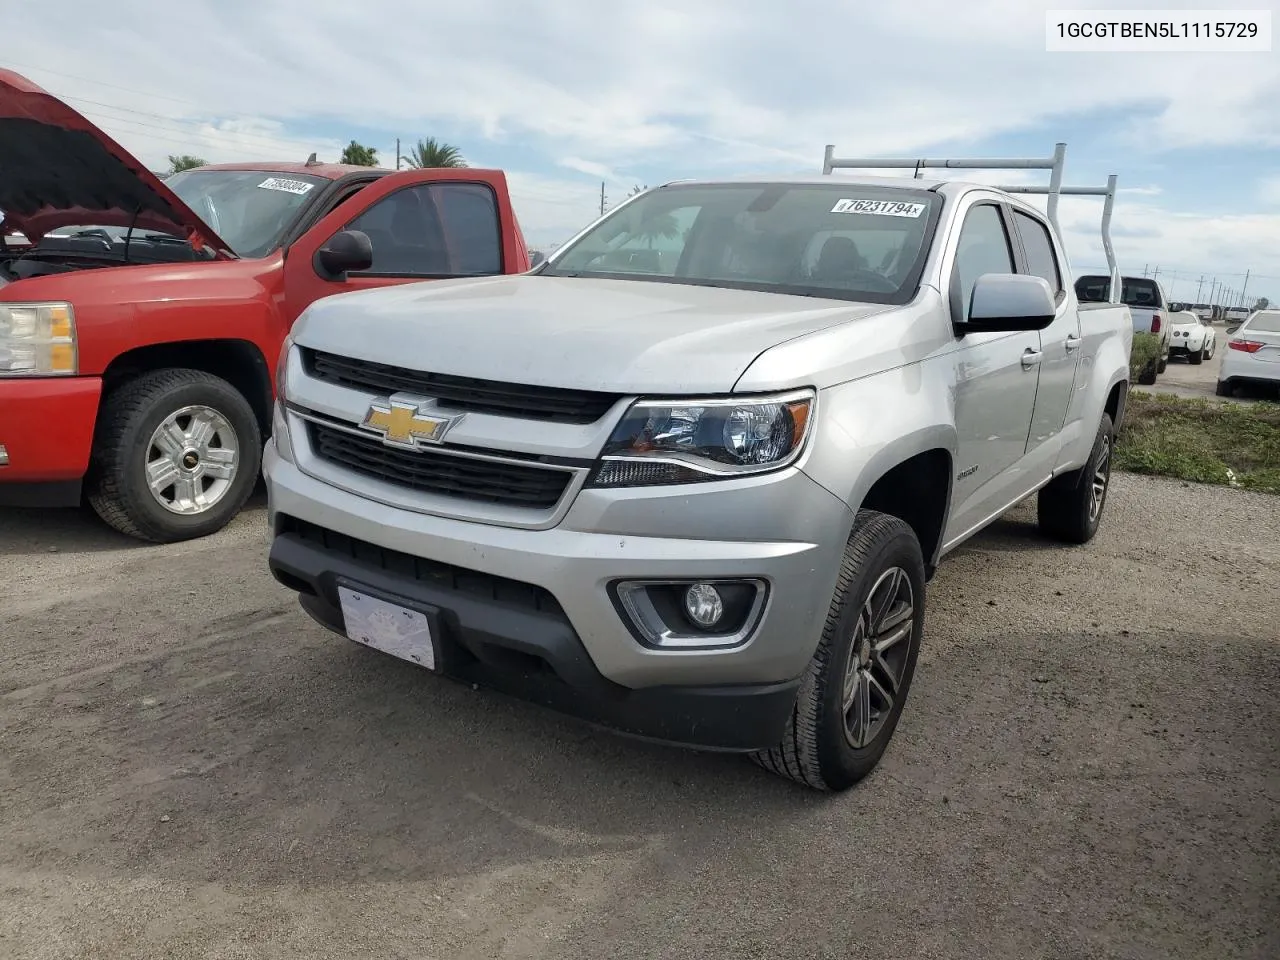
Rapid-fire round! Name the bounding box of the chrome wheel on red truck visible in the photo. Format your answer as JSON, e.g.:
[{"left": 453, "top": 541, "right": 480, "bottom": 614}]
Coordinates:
[{"left": 87, "top": 369, "right": 261, "bottom": 543}]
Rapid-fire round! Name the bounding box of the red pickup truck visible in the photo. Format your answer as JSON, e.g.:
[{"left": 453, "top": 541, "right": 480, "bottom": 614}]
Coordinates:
[{"left": 0, "top": 68, "right": 532, "bottom": 541}]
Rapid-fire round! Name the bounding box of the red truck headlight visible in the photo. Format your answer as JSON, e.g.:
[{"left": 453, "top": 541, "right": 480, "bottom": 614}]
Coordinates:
[{"left": 0, "top": 302, "right": 77, "bottom": 376}]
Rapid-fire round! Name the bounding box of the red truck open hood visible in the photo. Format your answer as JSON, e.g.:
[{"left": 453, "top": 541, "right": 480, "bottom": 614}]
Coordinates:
[{"left": 0, "top": 68, "right": 234, "bottom": 258}]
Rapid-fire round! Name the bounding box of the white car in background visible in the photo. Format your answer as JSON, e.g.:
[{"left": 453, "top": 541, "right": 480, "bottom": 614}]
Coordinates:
[
  {"left": 1217, "top": 309, "right": 1280, "bottom": 397},
  {"left": 1168, "top": 311, "right": 1215, "bottom": 365}
]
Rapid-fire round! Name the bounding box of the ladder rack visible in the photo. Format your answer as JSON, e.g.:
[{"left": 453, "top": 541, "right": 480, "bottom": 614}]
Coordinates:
[{"left": 822, "top": 143, "right": 1121, "bottom": 302}]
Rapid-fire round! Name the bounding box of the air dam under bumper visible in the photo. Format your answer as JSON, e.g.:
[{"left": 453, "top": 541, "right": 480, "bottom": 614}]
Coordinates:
[
  {"left": 263, "top": 444, "right": 854, "bottom": 752},
  {"left": 270, "top": 519, "right": 803, "bottom": 751}
]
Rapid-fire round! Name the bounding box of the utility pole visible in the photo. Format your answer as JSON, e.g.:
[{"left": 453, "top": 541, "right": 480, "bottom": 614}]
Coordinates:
[
  {"left": 1195, "top": 275, "right": 1205, "bottom": 303},
  {"left": 1151, "top": 265, "right": 1160, "bottom": 282},
  {"left": 1238, "top": 269, "right": 1250, "bottom": 310},
  {"left": 599, "top": 181, "right": 607, "bottom": 216},
  {"left": 1142, "top": 263, "right": 1148, "bottom": 277},
  {"left": 395, "top": 138, "right": 400, "bottom": 170}
]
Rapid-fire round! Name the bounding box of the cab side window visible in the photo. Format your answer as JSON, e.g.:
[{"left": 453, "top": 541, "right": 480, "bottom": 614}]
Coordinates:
[
  {"left": 344, "top": 182, "right": 503, "bottom": 277},
  {"left": 1012, "top": 210, "right": 1062, "bottom": 300},
  {"left": 952, "top": 203, "right": 1015, "bottom": 321}
]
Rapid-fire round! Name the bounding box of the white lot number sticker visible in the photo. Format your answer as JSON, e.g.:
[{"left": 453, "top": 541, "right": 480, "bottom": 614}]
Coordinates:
[
  {"left": 257, "top": 177, "right": 315, "bottom": 196},
  {"left": 831, "top": 198, "right": 926, "bottom": 218}
]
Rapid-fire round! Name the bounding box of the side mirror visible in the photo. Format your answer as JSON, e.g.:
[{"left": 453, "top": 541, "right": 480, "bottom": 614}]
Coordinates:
[
  {"left": 1226, "top": 324, "right": 1240, "bottom": 335},
  {"left": 960, "top": 273, "right": 1057, "bottom": 333},
  {"left": 529, "top": 250, "right": 546, "bottom": 267},
  {"left": 314, "top": 229, "right": 374, "bottom": 281}
]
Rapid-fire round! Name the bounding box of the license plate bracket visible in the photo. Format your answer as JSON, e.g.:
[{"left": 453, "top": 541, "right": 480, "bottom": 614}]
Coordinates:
[{"left": 336, "top": 579, "right": 441, "bottom": 671}]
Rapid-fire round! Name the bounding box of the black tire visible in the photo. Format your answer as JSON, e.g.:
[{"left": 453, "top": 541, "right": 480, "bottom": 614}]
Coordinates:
[
  {"left": 1189, "top": 347, "right": 1203, "bottom": 365},
  {"left": 1157, "top": 355, "right": 1168, "bottom": 374},
  {"left": 751, "top": 510, "right": 926, "bottom": 791},
  {"left": 1137, "top": 360, "right": 1157, "bottom": 386},
  {"left": 1216, "top": 380, "right": 1233, "bottom": 398},
  {"left": 87, "top": 368, "right": 262, "bottom": 543},
  {"left": 1037, "top": 411, "right": 1114, "bottom": 545}
]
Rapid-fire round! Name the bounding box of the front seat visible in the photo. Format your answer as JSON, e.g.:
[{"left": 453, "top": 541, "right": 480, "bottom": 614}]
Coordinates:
[{"left": 812, "top": 236, "right": 865, "bottom": 281}]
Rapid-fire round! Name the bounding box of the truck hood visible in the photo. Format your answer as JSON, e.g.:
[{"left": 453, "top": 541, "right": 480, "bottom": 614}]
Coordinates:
[
  {"left": 0, "top": 68, "right": 233, "bottom": 257},
  {"left": 292, "top": 275, "right": 891, "bottom": 394}
]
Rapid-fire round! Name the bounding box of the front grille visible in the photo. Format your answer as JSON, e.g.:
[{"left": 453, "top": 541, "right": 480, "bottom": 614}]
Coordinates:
[
  {"left": 302, "top": 349, "right": 621, "bottom": 425},
  {"left": 309, "top": 422, "right": 572, "bottom": 510},
  {"left": 279, "top": 515, "right": 564, "bottom": 615}
]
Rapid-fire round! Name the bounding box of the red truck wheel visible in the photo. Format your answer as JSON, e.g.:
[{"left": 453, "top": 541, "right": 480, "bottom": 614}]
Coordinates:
[{"left": 87, "top": 368, "right": 262, "bottom": 543}]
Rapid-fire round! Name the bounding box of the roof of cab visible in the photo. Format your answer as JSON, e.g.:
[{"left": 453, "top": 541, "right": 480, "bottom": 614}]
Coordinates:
[{"left": 190, "top": 161, "right": 394, "bottom": 180}]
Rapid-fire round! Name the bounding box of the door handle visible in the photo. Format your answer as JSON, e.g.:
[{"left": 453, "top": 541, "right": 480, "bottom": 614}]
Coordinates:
[
  {"left": 1021, "top": 349, "right": 1043, "bottom": 369},
  {"left": 1065, "top": 334, "right": 1082, "bottom": 352}
]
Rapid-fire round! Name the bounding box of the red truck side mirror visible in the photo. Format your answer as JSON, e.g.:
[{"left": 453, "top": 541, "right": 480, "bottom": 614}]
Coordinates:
[{"left": 314, "top": 229, "right": 374, "bottom": 281}]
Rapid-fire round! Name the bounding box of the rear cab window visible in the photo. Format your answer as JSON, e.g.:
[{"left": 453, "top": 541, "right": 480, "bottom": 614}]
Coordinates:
[{"left": 1074, "top": 275, "right": 1162, "bottom": 309}]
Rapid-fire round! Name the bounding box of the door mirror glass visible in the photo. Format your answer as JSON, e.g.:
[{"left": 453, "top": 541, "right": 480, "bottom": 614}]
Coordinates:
[
  {"left": 960, "top": 273, "right": 1057, "bottom": 332},
  {"left": 314, "top": 229, "right": 374, "bottom": 280}
]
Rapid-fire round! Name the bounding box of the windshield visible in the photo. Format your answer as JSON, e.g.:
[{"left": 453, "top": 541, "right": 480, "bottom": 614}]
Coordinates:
[
  {"left": 540, "top": 182, "right": 942, "bottom": 304},
  {"left": 164, "top": 170, "right": 328, "bottom": 257}
]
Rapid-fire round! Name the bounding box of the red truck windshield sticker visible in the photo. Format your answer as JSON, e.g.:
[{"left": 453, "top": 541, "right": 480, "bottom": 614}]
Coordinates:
[
  {"left": 257, "top": 177, "right": 315, "bottom": 196},
  {"left": 831, "top": 198, "right": 927, "bottom": 218}
]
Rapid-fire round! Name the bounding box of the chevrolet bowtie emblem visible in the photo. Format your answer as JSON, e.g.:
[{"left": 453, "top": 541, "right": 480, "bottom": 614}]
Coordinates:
[{"left": 360, "top": 396, "right": 461, "bottom": 448}]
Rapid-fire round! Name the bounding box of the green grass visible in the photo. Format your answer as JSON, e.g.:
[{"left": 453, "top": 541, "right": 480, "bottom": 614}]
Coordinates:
[
  {"left": 1129, "top": 331, "right": 1162, "bottom": 381},
  {"left": 1116, "top": 391, "right": 1280, "bottom": 494}
]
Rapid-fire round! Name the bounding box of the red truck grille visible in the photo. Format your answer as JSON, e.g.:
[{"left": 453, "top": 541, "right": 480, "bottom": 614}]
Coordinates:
[
  {"left": 302, "top": 349, "right": 621, "bottom": 425},
  {"left": 308, "top": 422, "right": 573, "bottom": 510}
]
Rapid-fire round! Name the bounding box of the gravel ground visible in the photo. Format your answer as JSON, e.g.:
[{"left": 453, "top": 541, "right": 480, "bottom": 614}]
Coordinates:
[{"left": 1, "top": 474, "right": 1277, "bottom": 960}]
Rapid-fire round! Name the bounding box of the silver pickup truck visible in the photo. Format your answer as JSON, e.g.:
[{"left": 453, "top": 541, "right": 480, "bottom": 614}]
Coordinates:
[{"left": 265, "top": 151, "right": 1133, "bottom": 791}]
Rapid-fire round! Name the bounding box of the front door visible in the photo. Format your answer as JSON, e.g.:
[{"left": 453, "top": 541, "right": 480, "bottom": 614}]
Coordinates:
[
  {"left": 280, "top": 169, "right": 517, "bottom": 325},
  {"left": 1009, "top": 207, "right": 1081, "bottom": 463},
  {"left": 945, "top": 200, "right": 1042, "bottom": 541}
]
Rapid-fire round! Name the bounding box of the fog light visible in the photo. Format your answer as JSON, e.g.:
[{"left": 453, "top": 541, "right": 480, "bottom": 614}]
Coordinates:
[{"left": 684, "top": 582, "right": 724, "bottom": 628}]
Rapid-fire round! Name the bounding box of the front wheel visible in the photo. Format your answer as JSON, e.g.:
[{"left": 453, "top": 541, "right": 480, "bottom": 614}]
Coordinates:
[
  {"left": 751, "top": 510, "right": 925, "bottom": 791},
  {"left": 87, "top": 368, "right": 262, "bottom": 543},
  {"left": 1037, "top": 412, "right": 1114, "bottom": 544}
]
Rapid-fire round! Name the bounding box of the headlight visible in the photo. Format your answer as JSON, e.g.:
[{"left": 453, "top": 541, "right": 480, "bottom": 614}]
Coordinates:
[
  {"left": 588, "top": 389, "right": 815, "bottom": 487},
  {"left": 0, "top": 302, "right": 77, "bottom": 376},
  {"left": 275, "top": 333, "right": 295, "bottom": 399}
]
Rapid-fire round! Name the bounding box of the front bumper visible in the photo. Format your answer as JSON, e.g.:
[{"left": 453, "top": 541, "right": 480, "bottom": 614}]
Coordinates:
[
  {"left": 0, "top": 376, "right": 102, "bottom": 506},
  {"left": 263, "top": 439, "right": 854, "bottom": 750}
]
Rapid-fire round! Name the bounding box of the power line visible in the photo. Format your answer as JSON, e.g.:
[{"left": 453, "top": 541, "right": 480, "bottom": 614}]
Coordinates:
[{"left": 1, "top": 59, "right": 207, "bottom": 107}]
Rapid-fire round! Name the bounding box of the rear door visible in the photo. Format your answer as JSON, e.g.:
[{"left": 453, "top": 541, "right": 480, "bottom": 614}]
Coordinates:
[{"left": 281, "top": 168, "right": 527, "bottom": 323}]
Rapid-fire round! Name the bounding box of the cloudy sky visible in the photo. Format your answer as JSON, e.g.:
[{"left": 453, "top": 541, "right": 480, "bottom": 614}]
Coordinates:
[{"left": 9, "top": 0, "right": 1279, "bottom": 304}]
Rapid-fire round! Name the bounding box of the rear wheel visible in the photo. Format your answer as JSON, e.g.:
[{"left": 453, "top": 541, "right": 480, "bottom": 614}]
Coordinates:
[
  {"left": 88, "top": 369, "right": 261, "bottom": 543},
  {"left": 1137, "top": 359, "right": 1158, "bottom": 386},
  {"left": 751, "top": 510, "right": 925, "bottom": 791},
  {"left": 1216, "top": 380, "right": 1234, "bottom": 397},
  {"left": 1037, "top": 411, "right": 1114, "bottom": 545}
]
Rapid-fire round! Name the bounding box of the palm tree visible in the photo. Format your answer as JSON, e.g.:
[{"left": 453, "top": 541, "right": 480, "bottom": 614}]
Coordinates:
[
  {"left": 400, "top": 138, "right": 467, "bottom": 168},
  {"left": 636, "top": 212, "right": 681, "bottom": 249}
]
